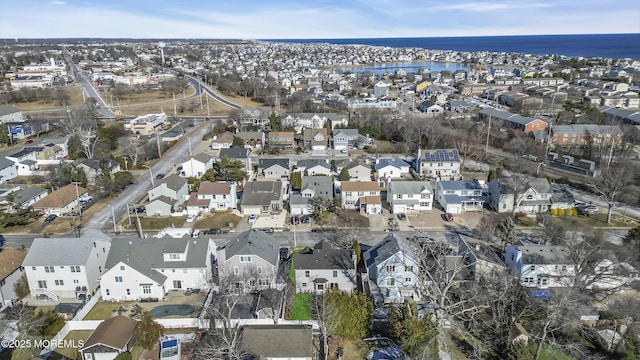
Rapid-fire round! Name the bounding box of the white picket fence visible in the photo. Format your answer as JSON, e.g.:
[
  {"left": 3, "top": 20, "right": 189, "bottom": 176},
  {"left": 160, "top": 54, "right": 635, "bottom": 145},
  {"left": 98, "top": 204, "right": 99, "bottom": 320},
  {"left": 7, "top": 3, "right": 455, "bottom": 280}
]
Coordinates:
[{"left": 73, "top": 293, "right": 102, "bottom": 321}]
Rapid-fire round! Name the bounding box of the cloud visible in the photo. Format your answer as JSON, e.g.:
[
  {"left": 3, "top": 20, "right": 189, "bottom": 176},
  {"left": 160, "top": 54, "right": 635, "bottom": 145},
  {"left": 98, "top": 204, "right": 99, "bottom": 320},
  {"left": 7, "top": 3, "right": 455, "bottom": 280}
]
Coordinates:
[
  {"left": 50, "top": 0, "right": 66, "bottom": 5},
  {"left": 429, "top": 2, "right": 554, "bottom": 12}
]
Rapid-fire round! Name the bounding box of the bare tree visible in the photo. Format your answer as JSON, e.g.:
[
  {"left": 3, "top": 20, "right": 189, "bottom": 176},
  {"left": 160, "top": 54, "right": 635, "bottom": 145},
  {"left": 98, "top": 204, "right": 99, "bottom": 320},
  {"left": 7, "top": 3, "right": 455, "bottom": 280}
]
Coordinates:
[
  {"left": 587, "top": 164, "right": 631, "bottom": 224},
  {"left": 118, "top": 137, "right": 142, "bottom": 166},
  {"left": 312, "top": 294, "right": 341, "bottom": 359},
  {"left": 535, "top": 214, "right": 566, "bottom": 245},
  {"left": 503, "top": 172, "right": 532, "bottom": 218},
  {"left": 4, "top": 304, "right": 46, "bottom": 359}
]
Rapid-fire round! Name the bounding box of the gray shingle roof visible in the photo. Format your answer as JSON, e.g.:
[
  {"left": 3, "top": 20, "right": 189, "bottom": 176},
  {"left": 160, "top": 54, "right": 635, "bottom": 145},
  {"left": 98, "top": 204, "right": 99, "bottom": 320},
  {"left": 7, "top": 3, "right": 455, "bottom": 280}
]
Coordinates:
[
  {"left": 0, "top": 157, "right": 13, "bottom": 170},
  {"left": 389, "top": 181, "right": 432, "bottom": 194},
  {"left": 438, "top": 180, "right": 484, "bottom": 191},
  {"left": 13, "top": 186, "right": 47, "bottom": 206},
  {"left": 105, "top": 236, "right": 212, "bottom": 284},
  {"left": 23, "top": 230, "right": 111, "bottom": 267},
  {"left": 374, "top": 158, "right": 409, "bottom": 171},
  {"left": 224, "top": 231, "right": 279, "bottom": 266},
  {"left": 0, "top": 107, "right": 21, "bottom": 116},
  {"left": 220, "top": 147, "right": 250, "bottom": 159},
  {"left": 241, "top": 181, "right": 282, "bottom": 206},
  {"left": 301, "top": 176, "right": 333, "bottom": 197},
  {"left": 364, "top": 234, "right": 417, "bottom": 269},
  {"left": 294, "top": 241, "right": 354, "bottom": 270},
  {"left": 258, "top": 158, "right": 290, "bottom": 170},
  {"left": 295, "top": 159, "right": 331, "bottom": 170},
  {"left": 159, "top": 174, "right": 187, "bottom": 191}
]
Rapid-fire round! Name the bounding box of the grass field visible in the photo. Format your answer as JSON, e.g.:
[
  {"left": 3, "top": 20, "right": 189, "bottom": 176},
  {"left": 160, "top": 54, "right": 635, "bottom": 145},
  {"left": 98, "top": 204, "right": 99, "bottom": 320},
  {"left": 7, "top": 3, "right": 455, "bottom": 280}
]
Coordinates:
[
  {"left": 134, "top": 216, "right": 187, "bottom": 230},
  {"left": 6, "top": 87, "right": 83, "bottom": 112},
  {"left": 289, "top": 293, "right": 312, "bottom": 320},
  {"left": 55, "top": 330, "right": 93, "bottom": 359},
  {"left": 83, "top": 302, "right": 123, "bottom": 320},
  {"left": 528, "top": 344, "right": 574, "bottom": 360},
  {"left": 193, "top": 213, "right": 242, "bottom": 230}
]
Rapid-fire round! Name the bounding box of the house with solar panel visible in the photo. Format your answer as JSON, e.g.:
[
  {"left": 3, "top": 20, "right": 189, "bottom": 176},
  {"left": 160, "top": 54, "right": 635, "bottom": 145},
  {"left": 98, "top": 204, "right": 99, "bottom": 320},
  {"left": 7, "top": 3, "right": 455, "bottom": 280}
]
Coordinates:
[{"left": 415, "top": 149, "right": 461, "bottom": 180}]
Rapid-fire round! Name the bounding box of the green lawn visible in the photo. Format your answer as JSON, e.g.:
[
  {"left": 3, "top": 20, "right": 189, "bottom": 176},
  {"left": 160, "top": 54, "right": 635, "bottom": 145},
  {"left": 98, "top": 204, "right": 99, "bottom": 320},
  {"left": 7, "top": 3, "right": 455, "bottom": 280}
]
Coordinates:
[
  {"left": 135, "top": 216, "right": 187, "bottom": 230},
  {"left": 193, "top": 213, "right": 242, "bottom": 229},
  {"left": 289, "top": 252, "right": 296, "bottom": 284},
  {"left": 528, "top": 344, "right": 574, "bottom": 360},
  {"left": 290, "top": 293, "right": 312, "bottom": 320},
  {"left": 83, "top": 302, "right": 124, "bottom": 320}
]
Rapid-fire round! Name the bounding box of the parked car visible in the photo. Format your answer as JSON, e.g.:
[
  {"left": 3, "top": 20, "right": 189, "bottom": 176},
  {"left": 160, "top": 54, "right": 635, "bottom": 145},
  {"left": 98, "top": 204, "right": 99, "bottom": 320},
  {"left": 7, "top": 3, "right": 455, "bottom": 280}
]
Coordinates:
[
  {"left": 155, "top": 173, "right": 165, "bottom": 180},
  {"left": 397, "top": 213, "right": 407, "bottom": 221},
  {"left": 186, "top": 214, "right": 197, "bottom": 223},
  {"left": 248, "top": 214, "right": 257, "bottom": 224},
  {"left": 191, "top": 229, "right": 200, "bottom": 238},
  {"left": 291, "top": 216, "right": 300, "bottom": 225},
  {"left": 0, "top": 234, "right": 5, "bottom": 248},
  {"left": 445, "top": 213, "right": 454, "bottom": 222},
  {"left": 25, "top": 140, "right": 33, "bottom": 144},
  {"left": 203, "top": 228, "right": 222, "bottom": 235},
  {"left": 135, "top": 207, "right": 146, "bottom": 213},
  {"left": 44, "top": 214, "right": 57, "bottom": 224},
  {"left": 79, "top": 194, "right": 93, "bottom": 202},
  {"left": 300, "top": 215, "right": 310, "bottom": 224},
  {"left": 279, "top": 247, "right": 290, "bottom": 261},
  {"left": 581, "top": 205, "right": 599, "bottom": 214},
  {"left": 263, "top": 227, "right": 274, "bottom": 234}
]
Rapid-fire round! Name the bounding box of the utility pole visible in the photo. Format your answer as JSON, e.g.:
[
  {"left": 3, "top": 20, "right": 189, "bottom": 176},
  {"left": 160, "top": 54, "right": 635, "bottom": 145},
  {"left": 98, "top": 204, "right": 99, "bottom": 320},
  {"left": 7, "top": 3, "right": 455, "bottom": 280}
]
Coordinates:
[
  {"left": 199, "top": 82, "right": 203, "bottom": 111},
  {"left": 485, "top": 115, "right": 492, "bottom": 154},
  {"left": 173, "top": 92, "right": 177, "bottom": 117},
  {"left": 122, "top": 156, "right": 129, "bottom": 171},
  {"left": 72, "top": 181, "right": 82, "bottom": 217},
  {"left": 206, "top": 93, "right": 210, "bottom": 117},
  {"left": 156, "top": 132, "right": 162, "bottom": 158}
]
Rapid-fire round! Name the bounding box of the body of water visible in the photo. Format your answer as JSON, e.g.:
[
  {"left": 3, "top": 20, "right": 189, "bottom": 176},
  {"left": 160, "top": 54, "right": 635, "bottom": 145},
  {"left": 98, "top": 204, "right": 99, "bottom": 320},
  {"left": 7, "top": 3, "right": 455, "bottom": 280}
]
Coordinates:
[
  {"left": 335, "top": 61, "right": 469, "bottom": 76},
  {"left": 268, "top": 34, "right": 640, "bottom": 60}
]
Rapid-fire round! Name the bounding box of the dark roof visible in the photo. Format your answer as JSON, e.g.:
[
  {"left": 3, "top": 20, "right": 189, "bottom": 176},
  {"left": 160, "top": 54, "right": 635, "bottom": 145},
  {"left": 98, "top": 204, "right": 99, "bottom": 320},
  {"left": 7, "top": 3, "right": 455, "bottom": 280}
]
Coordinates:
[
  {"left": 159, "top": 174, "right": 187, "bottom": 191},
  {"left": 296, "top": 159, "right": 331, "bottom": 170},
  {"left": 223, "top": 231, "right": 279, "bottom": 266},
  {"left": 242, "top": 325, "right": 313, "bottom": 358},
  {"left": 220, "top": 147, "right": 250, "bottom": 159},
  {"left": 13, "top": 186, "right": 47, "bottom": 206},
  {"left": 0, "top": 106, "right": 21, "bottom": 116},
  {"left": 258, "top": 158, "right": 290, "bottom": 170},
  {"left": 82, "top": 316, "right": 137, "bottom": 351},
  {"left": 241, "top": 181, "right": 282, "bottom": 207},
  {"left": 80, "top": 158, "right": 119, "bottom": 171},
  {"left": 421, "top": 149, "right": 460, "bottom": 162},
  {"left": 364, "top": 233, "right": 417, "bottom": 269},
  {"left": 550, "top": 183, "right": 575, "bottom": 205},
  {"left": 0, "top": 157, "right": 13, "bottom": 169},
  {"left": 294, "top": 241, "right": 354, "bottom": 270}
]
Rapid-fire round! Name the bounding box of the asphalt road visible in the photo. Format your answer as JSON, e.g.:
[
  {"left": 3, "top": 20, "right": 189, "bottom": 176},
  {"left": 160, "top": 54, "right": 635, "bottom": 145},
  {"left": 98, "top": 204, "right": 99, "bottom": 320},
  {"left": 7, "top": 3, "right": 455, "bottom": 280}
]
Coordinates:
[
  {"left": 82, "top": 125, "right": 210, "bottom": 231},
  {"left": 63, "top": 49, "right": 115, "bottom": 118}
]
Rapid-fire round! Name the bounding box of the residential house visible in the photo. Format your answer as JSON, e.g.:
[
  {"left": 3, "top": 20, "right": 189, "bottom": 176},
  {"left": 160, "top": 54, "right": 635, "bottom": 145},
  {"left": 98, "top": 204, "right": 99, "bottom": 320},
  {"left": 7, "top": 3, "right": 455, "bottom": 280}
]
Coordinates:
[
  {"left": 146, "top": 175, "right": 188, "bottom": 216},
  {"left": 335, "top": 159, "right": 372, "bottom": 181},
  {"left": 32, "top": 184, "right": 88, "bottom": 216},
  {"left": 294, "top": 241, "right": 356, "bottom": 294},
  {"left": 257, "top": 158, "right": 290, "bottom": 180},
  {"left": 0, "top": 157, "right": 18, "bottom": 184},
  {"left": 415, "top": 148, "right": 461, "bottom": 180},
  {"left": 364, "top": 234, "right": 421, "bottom": 303},
  {"left": 241, "top": 325, "right": 314, "bottom": 360},
  {"left": 179, "top": 153, "right": 214, "bottom": 178},
  {"left": 0, "top": 106, "right": 23, "bottom": 124},
  {"left": 374, "top": 81, "right": 390, "bottom": 98},
  {"left": 289, "top": 194, "right": 313, "bottom": 216},
  {"left": 6, "top": 149, "right": 38, "bottom": 176},
  {"left": 0, "top": 249, "right": 27, "bottom": 309},
  {"left": 267, "top": 131, "right": 295, "bottom": 150},
  {"left": 37, "top": 136, "right": 70, "bottom": 158},
  {"left": 210, "top": 131, "right": 235, "bottom": 150},
  {"left": 295, "top": 159, "right": 332, "bottom": 176},
  {"left": 301, "top": 176, "right": 333, "bottom": 199},
  {"left": 302, "top": 128, "right": 329, "bottom": 152},
  {"left": 217, "top": 231, "right": 279, "bottom": 292},
  {"left": 387, "top": 180, "right": 434, "bottom": 214},
  {"left": 185, "top": 181, "right": 237, "bottom": 216},
  {"left": 236, "top": 131, "right": 265, "bottom": 150},
  {"left": 23, "top": 230, "right": 111, "bottom": 300},
  {"left": 22, "top": 146, "right": 59, "bottom": 163},
  {"left": 100, "top": 235, "right": 215, "bottom": 301},
  {"left": 418, "top": 100, "right": 444, "bottom": 115},
  {"left": 77, "top": 158, "right": 121, "bottom": 185},
  {"left": 504, "top": 244, "right": 575, "bottom": 288},
  {"left": 12, "top": 186, "right": 48, "bottom": 210},
  {"left": 488, "top": 177, "right": 552, "bottom": 214},
  {"left": 219, "top": 147, "right": 252, "bottom": 174},
  {"left": 436, "top": 180, "right": 488, "bottom": 214},
  {"left": 332, "top": 129, "right": 359, "bottom": 151},
  {"left": 479, "top": 108, "right": 548, "bottom": 134},
  {"left": 128, "top": 113, "right": 168, "bottom": 135},
  {"left": 282, "top": 113, "right": 327, "bottom": 133},
  {"left": 551, "top": 124, "right": 623, "bottom": 146},
  {"left": 240, "top": 181, "right": 283, "bottom": 215},
  {"left": 374, "top": 158, "right": 411, "bottom": 180},
  {"left": 340, "top": 181, "right": 382, "bottom": 213},
  {"left": 458, "top": 234, "right": 505, "bottom": 280},
  {"left": 79, "top": 316, "right": 137, "bottom": 360}
]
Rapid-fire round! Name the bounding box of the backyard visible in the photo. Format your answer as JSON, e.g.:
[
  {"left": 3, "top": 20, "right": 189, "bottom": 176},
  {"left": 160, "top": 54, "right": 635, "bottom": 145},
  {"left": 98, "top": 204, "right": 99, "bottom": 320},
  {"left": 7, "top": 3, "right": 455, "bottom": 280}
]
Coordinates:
[
  {"left": 289, "top": 293, "right": 312, "bottom": 320},
  {"left": 193, "top": 213, "right": 242, "bottom": 230},
  {"left": 56, "top": 330, "right": 92, "bottom": 359}
]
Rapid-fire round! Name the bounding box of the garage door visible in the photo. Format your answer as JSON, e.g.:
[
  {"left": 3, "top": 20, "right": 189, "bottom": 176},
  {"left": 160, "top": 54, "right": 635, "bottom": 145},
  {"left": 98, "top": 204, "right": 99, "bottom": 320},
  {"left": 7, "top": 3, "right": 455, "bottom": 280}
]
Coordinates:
[{"left": 447, "top": 205, "right": 461, "bottom": 214}]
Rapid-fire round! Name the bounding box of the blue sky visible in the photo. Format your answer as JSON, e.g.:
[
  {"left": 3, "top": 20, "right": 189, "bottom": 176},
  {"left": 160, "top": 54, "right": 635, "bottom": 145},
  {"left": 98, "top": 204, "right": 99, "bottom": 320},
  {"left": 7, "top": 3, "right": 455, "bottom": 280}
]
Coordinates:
[{"left": 1, "top": 0, "right": 638, "bottom": 39}]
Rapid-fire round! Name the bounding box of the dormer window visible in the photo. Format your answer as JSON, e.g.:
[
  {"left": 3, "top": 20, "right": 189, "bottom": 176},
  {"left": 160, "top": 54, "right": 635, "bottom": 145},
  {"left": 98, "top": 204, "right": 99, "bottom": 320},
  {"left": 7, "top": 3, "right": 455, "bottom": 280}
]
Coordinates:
[{"left": 169, "top": 254, "right": 180, "bottom": 260}]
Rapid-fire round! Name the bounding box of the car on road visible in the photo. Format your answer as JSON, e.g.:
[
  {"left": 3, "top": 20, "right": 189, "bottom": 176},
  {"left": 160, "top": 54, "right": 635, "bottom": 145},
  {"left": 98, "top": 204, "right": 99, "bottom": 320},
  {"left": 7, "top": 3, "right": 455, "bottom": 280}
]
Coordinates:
[
  {"left": 155, "top": 173, "right": 165, "bottom": 180},
  {"left": 44, "top": 214, "right": 57, "bottom": 224},
  {"left": 186, "top": 214, "right": 197, "bottom": 223},
  {"left": 444, "top": 213, "right": 454, "bottom": 222},
  {"left": 25, "top": 140, "right": 33, "bottom": 144},
  {"left": 248, "top": 214, "right": 257, "bottom": 224},
  {"left": 581, "top": 205, "right": 599, "bottom": 214},
  {"left": 291, "top": 216, "right": 300, "bottom": 225},
  {"left": 397, "top": 213, "right": 407, "bottom": 221},
  {"left": 203, "top": 228, "right": 222, "bottom": 235},
  {"left": 0, "top": 234, "right": 5, "bottom": 248},
  {"left": 263, "top": 227, "right": 275, "bottom": 234},
  {"left": 135, "top": 207, "right": 146, "bottom": 213}
]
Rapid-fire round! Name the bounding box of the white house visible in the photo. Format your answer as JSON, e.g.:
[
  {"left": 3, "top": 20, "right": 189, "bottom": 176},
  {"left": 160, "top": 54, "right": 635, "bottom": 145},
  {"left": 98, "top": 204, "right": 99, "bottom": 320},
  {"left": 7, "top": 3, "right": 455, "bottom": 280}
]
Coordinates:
[
  {"left": 364, "top": 234, "right": 421, "bottom": 303},
  {"left": 294, "top": 240, "right": 356, "bottom": 294},
  {"left": 147, "top": 175, "right": 188, "bottom": 209},
  {"left": 22, "top": 230, "right": 111, "bottom": 301},
  {"left": 387, "top": 180, "right": 433, "bottom": 214},
  {"left": 436, "top": 179, "right": 488, "bottom": 214},
  {"left": 216, "top": 231, "right": 279, "bottom": 292},
  {"left": 340, "top": 181, "right": 381, "bottom": 212},
  {"left": 257, "top": 158, "right": 290, "bottom": 180},
  {"left": 374, "top": 158, "right": 411, "bottom": 180},
  {"left": 504, "top": 244, "right": 575, "bottom": 289},
  {"left": 179, "top": 153, "right": 214, "bottom": 178},
  {"left": 219, "top": 147, "right": 252, "bottom": 175},
  {"left": 0, "top": 249, "right": 27, "bottom": 309},
  {"left": 210, "top": 131, "right": 235, "bottom": 150},
  {"left": 488, "top": 177, "right": 552, "bottom": 214},
  {"left": 295, "top": 159, "right": 332, "bottom": 176},
  {"left": 415, "top": 149, "right": 461, "bottom": 180},
  {"left": 185, "top": 181, "right": 237, "bottom": 216},
  {"left": 12, "top": 186, "right": 48, "bottom": 210},
  {"left": 100, "top": 235, "right": 215, "bottom": 301},
  {"left": 0, "top": 157, "right": 18, "bottom": 184},
  {"left": 335, "top": 159, "right": 372, "bottom": 182}
]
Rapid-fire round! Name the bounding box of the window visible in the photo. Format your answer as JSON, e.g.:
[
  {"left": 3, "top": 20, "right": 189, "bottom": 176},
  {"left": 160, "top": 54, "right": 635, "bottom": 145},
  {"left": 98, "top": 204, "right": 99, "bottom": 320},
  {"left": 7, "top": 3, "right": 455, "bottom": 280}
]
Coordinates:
[
  {"left": 305, "top": 271, "right": 310, "bottom": 277},
  {"left": 541, "top": 278, "right": 548, "bottom": 286},
  {"left": 142, "top": 285, "right": 151, "bottom": 294},
  {"left": 406, "top": 266, "right": 413, "bottom": 272},
  {"left": 240, "top": 256, "right": 252, "bottom": 263},
  {"left": 71, "top": 266, "right": 81, "bottom": 273},
  {"left": 170, "top": 254, "right": 180, "bottom": 260},
  {"left": 530, "top": 266, "right": 535, "bottom": 271},
  {"left": 258, "top": 279, "right": 269, "bottom": 286},
  {"left": 386, "top": 265, "right": 395, "bottom": 273},
  {"left": 561, "top": 265, "right": 567, "bottom": 271},
  {"left": 85, "top": 353, "right": 93, "bottom": 360},
  {"left": 396, "top": 194, "right": 402, "bottom": 199},
  {"left": 105, "top": 289, "right": 109, "bottom": 296},
  {"left": 302, "top": 282, "right": 307, "bottom": 288},
  {"left": 405, "top": 277, "right": 412, "bottom": 283},
  {"left": 44, "top": 266, "right": 55, "bottom": 273},
  {"left": 55, "top": 280, "right": 64, "bottom": 286},
  {"left": 257, "top": 266, "right": 263, "bottom": 274},
  {"left": 333, "top": 270, "right": 338, "bottom": 278},
  {"left": 386, "top": 278, "right": 395, "bottom": 286},
  {"left": 73, "top": 280, "right": 79, "bottom": 284},
  {"left": 32, "top": 266, "right": 36, "bottom": 271},
  {"left": 120, "top": 266, "right": 125, "bottom": 271},
  {"left": 317, "top": 284, "right": 325, "bottom": 291},
  {"left": 126, "top": 289, "right": 131, "bottom": 295},
  {"left": 115, "top": 276, "right": 123, "bottom": 283},
  {"left": 233, "top": 267, "right": 239, "bottom": 275}
]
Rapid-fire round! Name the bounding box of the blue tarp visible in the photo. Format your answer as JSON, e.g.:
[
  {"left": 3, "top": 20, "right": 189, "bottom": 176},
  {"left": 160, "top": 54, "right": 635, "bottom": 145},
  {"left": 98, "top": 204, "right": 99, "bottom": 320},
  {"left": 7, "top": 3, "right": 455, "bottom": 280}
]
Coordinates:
[
  {"left": 529, "top": 289, "right": 552, "bottom": 298},
  {"left": 161, "top": 339, "right": 178, "bottom": 348}
]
